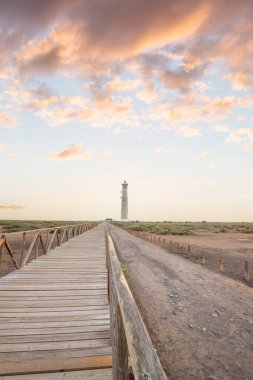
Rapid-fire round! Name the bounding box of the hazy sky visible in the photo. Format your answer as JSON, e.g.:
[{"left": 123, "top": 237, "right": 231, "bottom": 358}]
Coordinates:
[{"left": 0, "top": 0, "right": 253, "bottom": 221}]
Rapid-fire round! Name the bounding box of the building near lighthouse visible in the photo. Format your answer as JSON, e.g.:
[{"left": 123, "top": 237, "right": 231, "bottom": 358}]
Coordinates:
[{"left": 121, "top": 180, "right": 128, "bottom": 220}]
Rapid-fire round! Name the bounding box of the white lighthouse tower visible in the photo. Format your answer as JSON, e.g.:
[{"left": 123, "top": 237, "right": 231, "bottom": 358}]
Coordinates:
[{"left": 121, "top": 180, "right": 128, "bottom": 220}]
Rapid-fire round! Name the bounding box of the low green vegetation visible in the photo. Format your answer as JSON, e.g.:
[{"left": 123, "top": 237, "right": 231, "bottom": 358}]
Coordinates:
[
  {"left": 0, "top": 220, "right": 87, "bottom": 233},
  {"left": 120, "top": 262, "right": 128, "bottom": 275},
  {"left": 113, "top": 221, "right": 253, "bottom": 235}
]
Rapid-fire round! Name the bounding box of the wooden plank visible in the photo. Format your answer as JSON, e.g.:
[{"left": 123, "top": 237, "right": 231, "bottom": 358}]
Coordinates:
[
  {"left": 0, "top": 319, "right": 110, "bottom": 330},
  {"left": 0, "top": 290, "right": 108, "bottom": 296},
  {"left": 0, "top": 286, "right": 107, "bottom": 291},
  {"left": 0, "top": 331, "right": 110, "bottom": 344},
  {"left": 0, "top": 309, "right": 109, "bottom": 317},
  {"left": 0, "top": 348, "right": 112, "bottom": 363},
  {"left": 0, "top": 305, "right": 109, "bottom": 312},
  {"left": 0, "top": 368, "right": 112, "bottom": 380},
  {"left": 0, "top": 314, "right": 109, "bottom": 323},
  {"left": 0, "top": 338, "right": 110, "bottom": 353},
  {"left": 0, "top": 325, "right": 110, "bottom": 336},
  {"left": 0, "top": 354, "right": 112, "bottom": 374},
  {"left": 0, "top": 297, "right": 108, "bottom": 304}
]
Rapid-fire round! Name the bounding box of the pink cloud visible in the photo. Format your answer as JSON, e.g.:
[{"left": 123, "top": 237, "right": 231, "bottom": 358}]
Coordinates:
[
  {"left": 45, "top": 143, "right": 92, "bottom": 160},
  {"left": 0, "top": 112, "right": 16, "bottom": 129}
]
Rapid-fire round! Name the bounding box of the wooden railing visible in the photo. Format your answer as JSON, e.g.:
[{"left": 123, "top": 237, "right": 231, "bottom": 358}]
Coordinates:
[
  {"left": 105, "top": 226, "right": 167, "bottom": 380},
  {"left": 0, "top": 223, "right": 95, "bottom": 272}
]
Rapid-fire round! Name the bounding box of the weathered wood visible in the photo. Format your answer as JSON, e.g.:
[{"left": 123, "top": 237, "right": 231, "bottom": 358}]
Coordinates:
[
  {"left": 45, "top": 230, "right": 49, "bottom": 251},
  {"left": 0, "top": 238, "right": 4, "bottom": 265},
  {"left": 0, "top": 354, "right": 112, "bottom": 375},
  {"left": 0, "top": 368, "right": 113, "bottom": 380},
  {"left": 60, "top": 227, "right": 66, "bottom": 244},
  {"left": 0, "top": 223, "right": 111, "bottom": 377},
  {"left": 46, "top": 229, "right": 57, "bottom": 254},
  {"left": 35, "top": 233, "right": 40, "bottom": 259},
  {"left": 0, "top": 338, "right": 110, "bottom": 353},
  {"left": 219, "top": 255, "right": 224, "bottom": 272},
  {"left": 106, "top": 229, "right": 167, "bottom": 380},
  {"left": 39, "top": 233, "right": 46, "bottom": 255},
  {"left": 188, "top": 245, "right": 191, "bottom": 259},
  {"left": 201, "top": 250, "right": 206, "bottom": 265},
  {"left": 22, "top": 232, "right": 40, "bottom": 267},
  {"left": 3, "top": 238, "right": 19, "bottom": 269},
  {"left": 244, "top": 260, "right": 250, "bottom": 281},
  {"left": 114, "top": 300, "right": 128, "bottom": 379},
  {"left": 19, "top": 232, "right": 26, "bottom": 267}
]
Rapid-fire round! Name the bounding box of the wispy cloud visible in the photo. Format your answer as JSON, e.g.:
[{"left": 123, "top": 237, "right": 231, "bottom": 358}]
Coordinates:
[
  {"left": 214, "top": 124, "right": 229, "bottom": 133},
  {"left": 45, "top": 143, "right": 93, "bottom": 160},
  {"left": 177, "top": 126, "right": 201, "bottom": 138},
  {"left": 103, "top": 149, "right": 113, "bottom": 157},
  {"left": 0, "top": 205, "right": 25, "bottom": 210},
  {"left": 0, "top": 112, "right": 16, "bottom": 129}
]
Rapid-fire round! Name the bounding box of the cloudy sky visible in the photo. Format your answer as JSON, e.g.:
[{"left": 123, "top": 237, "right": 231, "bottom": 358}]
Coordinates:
[{"left": 0, "top": 0, "right": 253, "bottom": 221}]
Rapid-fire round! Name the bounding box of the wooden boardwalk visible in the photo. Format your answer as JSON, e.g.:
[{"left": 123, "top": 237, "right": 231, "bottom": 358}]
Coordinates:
[{"left": 0, "top": 224, "right": 112, "bottom": 379}]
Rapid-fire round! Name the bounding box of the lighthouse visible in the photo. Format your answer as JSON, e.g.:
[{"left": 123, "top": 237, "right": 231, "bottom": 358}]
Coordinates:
[{"left": 121, "top": 180, "right": 128, "bottom": 220}]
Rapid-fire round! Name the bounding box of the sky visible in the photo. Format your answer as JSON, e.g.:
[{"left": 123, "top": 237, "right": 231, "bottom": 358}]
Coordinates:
[{"left": 0, "top": 0, "right": 253, "bottom": 221}]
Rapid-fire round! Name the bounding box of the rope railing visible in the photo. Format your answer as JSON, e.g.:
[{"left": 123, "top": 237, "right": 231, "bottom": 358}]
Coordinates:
[{"left": 105, "top": 225, "right": 167, "bottom": 380}]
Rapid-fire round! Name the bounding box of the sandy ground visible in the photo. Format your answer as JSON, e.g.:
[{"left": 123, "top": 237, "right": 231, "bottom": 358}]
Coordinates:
[
  {"left": 160, "top": 231, "right": 253, "bottom": 259},
  {"left": 129, "top": 230, "right": 253, "bottom": 286},
  {"left": 109, "top": 224, "right": 253, "bottom": 380}
]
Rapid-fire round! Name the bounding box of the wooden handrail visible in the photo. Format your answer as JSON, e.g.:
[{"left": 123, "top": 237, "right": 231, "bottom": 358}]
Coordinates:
[
  {"left": 105, "top": 226, "right": 167, "bottom": 380},
  {"left": 0, "top": 223, "right": 96, "bottom": 273}
]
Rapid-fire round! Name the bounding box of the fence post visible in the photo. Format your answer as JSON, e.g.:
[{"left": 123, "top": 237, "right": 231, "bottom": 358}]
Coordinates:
[
  {"left": 244, "top": 261, "right": 250, "bottom": 281},
  {"left": 170, "top": 240, "right": 172, "bottom": 252},
  {"left": 201, "top": 250, "right": 206, "bottom": 265},
  {"left": 188, "top": 245, "right": 191, "bottom": 259},
  {"left": 219, "top": 255, "right": 224, "bottom": 272}
]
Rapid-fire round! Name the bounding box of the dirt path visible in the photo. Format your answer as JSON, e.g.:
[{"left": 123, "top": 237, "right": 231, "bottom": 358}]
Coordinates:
[{"left": 109, "top": 224, "right": 253, "bottom": 380}]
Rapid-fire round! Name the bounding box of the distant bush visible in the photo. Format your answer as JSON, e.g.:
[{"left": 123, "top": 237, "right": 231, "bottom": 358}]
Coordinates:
[{"left": 114, "top": 221, "right": 253, "bottom": 235}]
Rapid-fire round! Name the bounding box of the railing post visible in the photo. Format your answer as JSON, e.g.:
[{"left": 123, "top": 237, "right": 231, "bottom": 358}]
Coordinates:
[
  {"left": 0, "top": 237, "right": 4, "bottom": 267},
  {"left": 35, "top": 233, "right": 40, "bottom": 259},
  {"left": 45, "top": 230, "right": 49, "bottom": 252},
  {"left": 114, "top": 300, "right": 129, "bottom": 379},
  {"left": 20, "top": 232, "right": 26, "bottom": 266}
]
